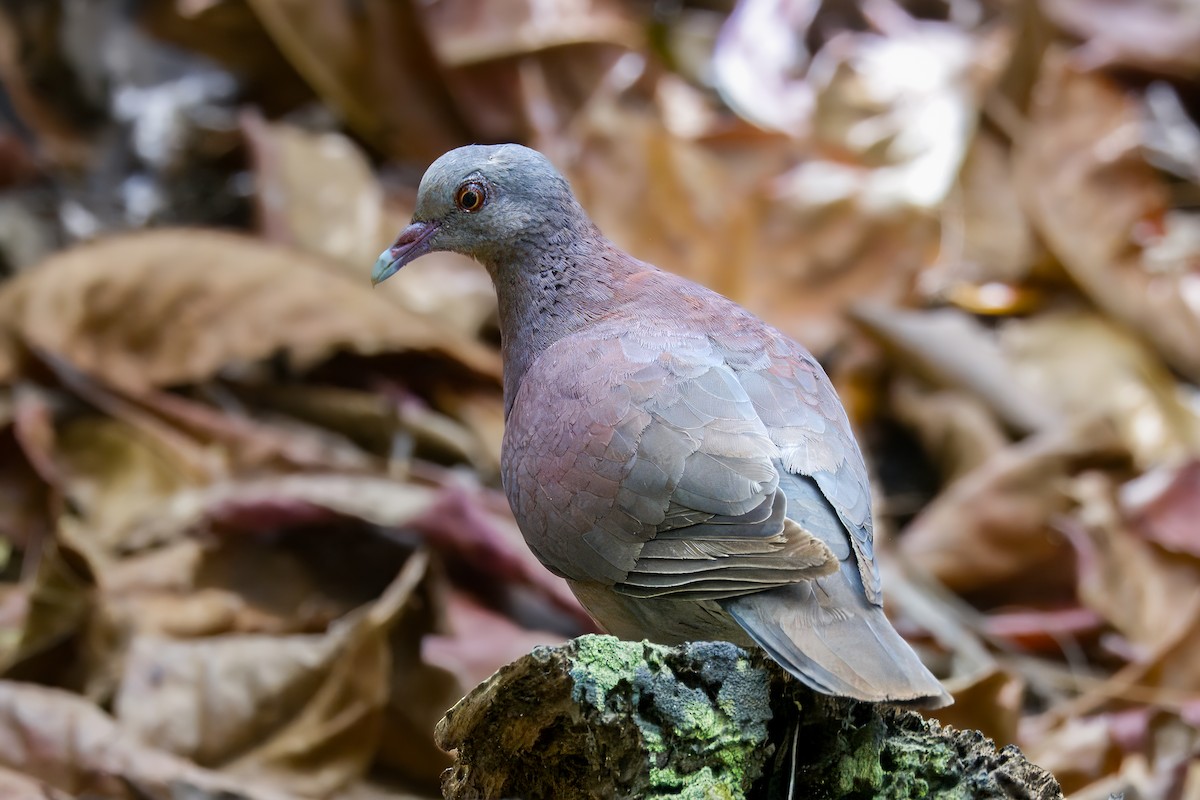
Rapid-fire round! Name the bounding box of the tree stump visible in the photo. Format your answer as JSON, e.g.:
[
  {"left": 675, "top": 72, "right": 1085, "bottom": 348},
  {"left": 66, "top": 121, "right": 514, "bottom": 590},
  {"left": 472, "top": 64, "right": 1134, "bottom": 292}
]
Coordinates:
[{"left": 435, "top": 635, "right": 1062, "bottom": 799}]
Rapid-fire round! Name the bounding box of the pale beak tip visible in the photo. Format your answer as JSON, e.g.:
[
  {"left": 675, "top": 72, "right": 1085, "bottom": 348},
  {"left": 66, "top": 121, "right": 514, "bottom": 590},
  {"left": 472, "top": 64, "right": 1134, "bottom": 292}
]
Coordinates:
[{"left": 371, "top": 250, "right": 399, "bottom": 286}]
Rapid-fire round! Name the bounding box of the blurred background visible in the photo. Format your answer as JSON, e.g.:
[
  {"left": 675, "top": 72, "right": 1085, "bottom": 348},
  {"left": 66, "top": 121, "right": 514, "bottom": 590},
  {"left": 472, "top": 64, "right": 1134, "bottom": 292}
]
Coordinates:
[{"left": 0, "top": 0, "right": 1197, "bottom": 797}]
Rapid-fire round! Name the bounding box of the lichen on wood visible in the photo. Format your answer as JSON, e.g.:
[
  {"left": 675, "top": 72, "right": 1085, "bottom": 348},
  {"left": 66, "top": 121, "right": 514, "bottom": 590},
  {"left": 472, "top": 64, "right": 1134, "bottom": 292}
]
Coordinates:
[{"left": 435, "top": 635, "right": 1063, "bottom": 800}]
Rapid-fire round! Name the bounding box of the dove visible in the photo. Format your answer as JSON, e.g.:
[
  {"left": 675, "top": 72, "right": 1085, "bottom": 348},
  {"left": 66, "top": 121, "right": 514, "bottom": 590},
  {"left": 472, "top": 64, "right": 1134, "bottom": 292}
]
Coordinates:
[{"left": 373, "top": 144, "right": 950, "bottom": 706}]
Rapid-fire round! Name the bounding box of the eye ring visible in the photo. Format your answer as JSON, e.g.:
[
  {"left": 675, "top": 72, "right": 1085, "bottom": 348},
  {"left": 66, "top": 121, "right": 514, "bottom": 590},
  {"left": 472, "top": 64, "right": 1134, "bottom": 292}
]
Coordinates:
[{"left": 455, "top": 181, "right": 487, "bottom": 213}]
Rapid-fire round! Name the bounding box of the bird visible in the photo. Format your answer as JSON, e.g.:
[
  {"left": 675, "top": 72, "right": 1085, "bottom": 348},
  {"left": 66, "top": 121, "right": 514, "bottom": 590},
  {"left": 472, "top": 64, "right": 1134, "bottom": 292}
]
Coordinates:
[{"left": 372, "top": 143, "right": 951, "bottom": 707}]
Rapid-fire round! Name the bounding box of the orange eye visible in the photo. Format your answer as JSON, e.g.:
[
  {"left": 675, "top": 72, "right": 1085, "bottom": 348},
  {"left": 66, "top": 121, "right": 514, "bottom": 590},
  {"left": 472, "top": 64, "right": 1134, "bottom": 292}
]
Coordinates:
[{"left": 455, "top": 181, "right": 486, "bottom": 212}]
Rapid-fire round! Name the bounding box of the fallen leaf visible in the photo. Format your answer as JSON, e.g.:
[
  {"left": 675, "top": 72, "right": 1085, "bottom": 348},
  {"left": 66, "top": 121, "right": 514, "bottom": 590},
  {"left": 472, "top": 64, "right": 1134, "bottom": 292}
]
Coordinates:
[
  {"left": 55, "top": 416, "right": 199, "bottom": 554},
  {"left": 0, "top": 426, "right": 51, "bottom": 554},
  {"left": 711, "top": 0, "right": 819, "bottom": 134},
  {"left": 999, "top": 310, "right": 1200, "bottom": 468},
  {"left": 0, "top": 766, "right": 72, "bottom": 799},
  {"left": 981, "top": 606, "right": 1104, "bottom": 655},
  {"left": 0, "top": 229, "right": 500, "bottom": 392},
  {"left": 1014, "top": 53, "right": 1200, "bottom": 383},
  {"left": 1121, "top": 460, "right": 1200, "bottom": 558},
  {"left": 245, "top": 0, "right": 467, "bottom": 160},
  {"left": 116, "top": 549, "right": 430, "bottom": 796},
  {"left": 937, "top": 665, "right": 1024, "bottom": 748},
  {"left": 226, "top": 549, "right": 430, "bottom": 795},
  {"left": 851, "top": 304, "right": 1058, "bottom": 436},
  {"left": 565, "top": 97, "right": 928, "bottom": 354},
  {"left": 1064, "top": 472, "right": 1200, "bottom": 653},
  {"left": 423, "top": 590, "right": 567, "bottom": 689},
  {"left": 1041, "top": 0, "right": 1200, "bottom": 77},
  {"left": 0, "top": 541, "right": 93, "bottom": 689},
  {"left": 922, "top": 129, "right": 1041, "bottom": 298},
  {"left": 242, "top": 112, "right": 395, "bottom": 273},
  {"left": 889, "top": 377, "right": 1010, "bottom": 485},
  {"left": 421, "top": 0, "right": 641, "bottom": 143},
  {"left": 0, "top": 679, "right": 292, "bottom": 799},
  {"left": 1020, "top": 712, "right": 1128, "bottom": 795},
  {"left": 125, "top": 473, "right": 440, "bottom": 548},
  {"left": 900, "top": 422, "right": 1124, "bottom": 600}
]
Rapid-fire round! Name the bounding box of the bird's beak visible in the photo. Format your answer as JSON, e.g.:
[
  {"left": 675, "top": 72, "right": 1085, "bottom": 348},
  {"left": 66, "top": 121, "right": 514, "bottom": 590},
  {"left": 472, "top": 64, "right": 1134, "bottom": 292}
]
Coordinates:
[{"left": 371, "top": 220, "right": 440, "bottom": 286}]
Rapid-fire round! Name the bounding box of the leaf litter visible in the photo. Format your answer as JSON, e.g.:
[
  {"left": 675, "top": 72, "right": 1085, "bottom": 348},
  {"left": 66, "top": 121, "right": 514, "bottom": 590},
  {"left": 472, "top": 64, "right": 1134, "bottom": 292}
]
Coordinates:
[{"left": 0, "top": 0, "right": 1198, "bottom": 797}]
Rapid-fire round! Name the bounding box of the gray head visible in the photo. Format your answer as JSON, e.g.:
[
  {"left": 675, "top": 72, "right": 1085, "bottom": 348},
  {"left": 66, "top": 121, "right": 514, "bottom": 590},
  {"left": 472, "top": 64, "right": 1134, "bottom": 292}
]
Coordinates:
[{"left": 371, "top": 144, "right": 594, "bottom": 285}]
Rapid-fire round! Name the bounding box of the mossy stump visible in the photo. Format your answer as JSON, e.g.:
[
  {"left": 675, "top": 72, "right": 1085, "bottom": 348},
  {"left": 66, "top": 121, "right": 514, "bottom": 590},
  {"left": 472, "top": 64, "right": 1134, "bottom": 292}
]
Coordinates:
[{"left": 434, "top": 635, "right": 1062, "bottom": 800}]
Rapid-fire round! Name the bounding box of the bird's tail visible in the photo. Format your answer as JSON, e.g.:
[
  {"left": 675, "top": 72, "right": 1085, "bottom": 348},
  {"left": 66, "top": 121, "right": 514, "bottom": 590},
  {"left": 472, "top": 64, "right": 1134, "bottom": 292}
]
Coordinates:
[{"left": 720, "top": 561, "right": 952, "bottom": 708}]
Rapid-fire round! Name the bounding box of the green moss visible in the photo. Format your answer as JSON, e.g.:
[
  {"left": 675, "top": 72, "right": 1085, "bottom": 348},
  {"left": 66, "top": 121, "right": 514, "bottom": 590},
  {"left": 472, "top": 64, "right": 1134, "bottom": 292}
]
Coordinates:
[
  {"left": 569, "top": 634, "right": 646, "bottom": 708},
  {"left": 877, "top": 729, "right": 965, "bottom": 799},
  {"left": 833, "top": 715, "right": 886, "bottom": 796},
  {"left": 568, "top": 636, "right": 771, "bottom": 800},
  {"left": 649, "top": 765, "right": 739, "bottom": 799}
]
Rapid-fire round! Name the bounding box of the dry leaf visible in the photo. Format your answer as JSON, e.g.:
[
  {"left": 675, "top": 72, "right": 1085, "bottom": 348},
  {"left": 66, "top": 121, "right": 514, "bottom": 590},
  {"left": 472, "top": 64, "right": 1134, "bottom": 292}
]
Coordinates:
[
  {"left": 937, "top": 666, "right": 1024, "bottom": 748},
  {"left": 242, "top": 112, "right": 395, "bottom": 273},
  {"left": 900, "top": 423, "right": 1123, "bottom": 598},
  {"left": 889, "top": 378, "right": 1010, "bottom": 485},
  {"left": 1121, "top": 460, "right": 1200, "bottom": 558},
  {"left": 0, "top": 426, "right": 50, "bottom": 553},
  {"left": 421, "top": 0, "right": 641, "bottom": 143},
  {"left": 422, "top": 590, "right": 567, "bottom": 689},
  {"left": 0, "top": 679, "right": 292, "bottom": 799},
  {"left": 711, "top": 0, "right": 818, "bottom": 134},
  {"left": 129, "top": 386, "right": 376, "bottom": 474},
  {"left": 0, "top": 541, "right": 92, "bottom": 688},
  {"left": 1000, "top": 310, "right": 1200, "bottom": 468},
  {"left": 55, "top": 417, "right": 199, "bottom": 553},
  {"left": 566, "top": 98, "right": 924, "bottom": 353},
  {"left": 0, "top": 229, "right": 500, "bottom": 391},
  {"left": 1042, "top": 0, "right": 1200, "bottom": 77},
  {"left": 1065, "top": 472, "right": 1200, "bottom": 652},
  {"left": 852, "top": 304, "right": 1058, "bottom": 436},
  {"left": 245, "top": 0, "right": 467, "bottom": 160},
  {"left": 923, "top": 129, "right": 1040, "bottom": 297},
  {"left": 1014, "top": 53, "right": 1200, "bottom": 383},
  {"left": 0, "top": 766, "right": 72, "bottom": 799},
  {"left": 226, "top": 549, "right": 429, "bottom": 795},
  {"left": 116, "top": 550, "right": 429, "bottom": 797},
  {"left": 422, "top": 0, "right": 639, "bottom": 66}
]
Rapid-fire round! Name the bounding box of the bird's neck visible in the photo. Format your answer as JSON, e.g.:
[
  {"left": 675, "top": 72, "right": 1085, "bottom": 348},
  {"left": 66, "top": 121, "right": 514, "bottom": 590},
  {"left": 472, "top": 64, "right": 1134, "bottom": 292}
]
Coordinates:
[{"left": 485, "top": 233, "right": 646, "bottom": 417}]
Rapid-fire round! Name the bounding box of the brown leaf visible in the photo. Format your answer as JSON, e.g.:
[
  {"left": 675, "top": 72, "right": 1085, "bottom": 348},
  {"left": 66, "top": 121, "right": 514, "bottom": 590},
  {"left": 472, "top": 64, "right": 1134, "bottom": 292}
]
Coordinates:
[
  {"left": 1121, "top": 460, "right": 1200, "bottom": 558},
  {"left": 0, "top": 766, "right": 72, "bottom": 799},
  {"left": 852, "top": 304, "right": 1058, "bottom": 436},
  {"left": 124, "top": 473, "right": 440, "bottom": 548},
  {"left": 55, "top": 417, "right": 200, "bottom": 554},
  {"left": 423, "top": 590, "right": 567, "bottom": 689},
  {"left": 0, "top": 426, "right": 51, "bottom": 554},
  {"left": 0, "top": 229, "right": 500, "bottom": 391},
  {"left": 1064, "top": 472, "right": 1200, "bottom": 653},
  {"left": 1014, "top": 53, "right": 1200, "bottom": 383},
  {"left": 900, "top": 423, "right": 1124, "bottom": 599},
  {"left": 1000, "top": 310, "right": 1200, "bottom": 469},
  {"left": 0, "top": 679, "right": 292, "bottom": 799},
  {"left": 1041, "top": 0, "right": 1200, "bottom": 77},
  {"left": 422, "top": 0, "right": 639, "bottom": 66},
  {"left": 0, "top": 541, "right": 93, "bottom": 689},
  {"left": 242, "top": 112, "right": 397, "bottom": 273},
  {"left": 564, "top": 98, "right": 931, "bottom": 354},
  {"left": 227, "top": 549, "right": 430, "bottom": 795},
  {"left": 116, "top": 549, "right": 429, "bottom": 796},
  {"left": 104, "top": 537, "right": 343, "bottom": 638},
  {"left": 420, "top": 0, "right": 641, "bottom": 143},
  {"left": 936, "top": 666, "right": 1024, "bottom": 748},
  {"left": 889, "top": 378, "right": 1010, "bottom": 485},
  {"left": 923, "top": 129, "right": 1041, "bottom": 297},
  {"left": 244, "top": 0, "right": 467, "bottom": 160},
  {"left": 126, "top": 386, "right": 376, "bottom": 474}
]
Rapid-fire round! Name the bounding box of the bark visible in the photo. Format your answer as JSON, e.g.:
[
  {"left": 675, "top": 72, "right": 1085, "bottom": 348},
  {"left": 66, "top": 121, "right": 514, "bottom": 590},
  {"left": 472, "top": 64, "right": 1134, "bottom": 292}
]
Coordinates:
[{"left": 435, "top": 635, "right": 1063, "bottom": 800}]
